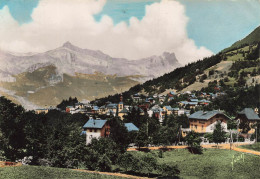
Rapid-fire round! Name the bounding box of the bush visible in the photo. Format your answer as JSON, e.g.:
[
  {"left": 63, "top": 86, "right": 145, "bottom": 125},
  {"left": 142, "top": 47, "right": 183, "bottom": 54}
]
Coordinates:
[
  {"left": 157, "top": 163, "right": 180, "bottom": 177},
  {"left": 96, "top": 154, "right": 112, "bottom": 172}
]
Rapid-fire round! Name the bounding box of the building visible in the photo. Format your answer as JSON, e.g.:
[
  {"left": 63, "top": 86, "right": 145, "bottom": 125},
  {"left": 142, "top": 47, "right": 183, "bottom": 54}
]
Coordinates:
[
  {"left": 235, "top": 108, "right": 260, "bottom": 135},
  {"left": 82, "top": 118, "right": 138, "bottom": 144},
  {"left": 163, "top": 106, "right": 173, "bottom": 115},
  {"left": 132, "top": 93, "right": 141, "bottom": 103},
  {"left": 82, "top": 118, "right": 110, "bottom": 144},
  {"left": 188, "top": 110, "right": 231, "bottom": 133},
  {"left": 35, "top": 108, "right": 49, "bottom": 114},
  {"left": 118, "top": 108, "right": 128, "bottom": 120}
]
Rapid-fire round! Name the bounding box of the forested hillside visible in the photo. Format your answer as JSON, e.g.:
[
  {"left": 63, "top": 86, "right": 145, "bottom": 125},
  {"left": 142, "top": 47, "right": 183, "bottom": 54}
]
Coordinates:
[{"left": 93, "top": 26, "right": 260, "bottom": 106}]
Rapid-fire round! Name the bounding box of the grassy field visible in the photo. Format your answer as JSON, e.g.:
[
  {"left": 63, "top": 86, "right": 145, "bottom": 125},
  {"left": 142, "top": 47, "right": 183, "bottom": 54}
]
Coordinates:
[
  {"left": 130, "top": 149, "right": 260, "bottom": 179},
  {"left": 0, "top": 166, "right": 122, "bottom": 179},
  {"left": 239, "top": 143, "right": 260, "bottom": 152}
]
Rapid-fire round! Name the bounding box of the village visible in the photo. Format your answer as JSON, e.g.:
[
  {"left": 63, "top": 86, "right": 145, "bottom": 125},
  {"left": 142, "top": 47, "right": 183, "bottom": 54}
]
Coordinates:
[{"left": 34, "top": 89, "right": 260, "bottom": 146}]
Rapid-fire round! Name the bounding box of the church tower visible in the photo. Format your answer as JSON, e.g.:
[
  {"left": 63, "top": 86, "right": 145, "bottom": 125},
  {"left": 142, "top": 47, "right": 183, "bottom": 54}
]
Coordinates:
[{"left": 118, "top": 94, "right": 124, "bottom": 111}]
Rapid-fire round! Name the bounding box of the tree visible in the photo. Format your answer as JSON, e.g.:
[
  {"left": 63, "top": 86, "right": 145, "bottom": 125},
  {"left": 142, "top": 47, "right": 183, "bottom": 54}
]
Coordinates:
[
  {"left": 96, "top": 154, "right": 112, "bottom": 172},
  {"left": 0, "top": 97, "right": 26, "bottom": 161},
  {"left": 185, "top": 131, "right": 202, "bottom": 154},
  {"left": 213, "top": 121, "right": 226, "bottom": 147},
  {"left": 108, "top": 117, "right": 130, "bottom": 152},
  {"left": 117, "top": 153, "right": 135, "bottom": 172},
  {"left": 134, "top": 126, "right": 149, "bottom": 149}
]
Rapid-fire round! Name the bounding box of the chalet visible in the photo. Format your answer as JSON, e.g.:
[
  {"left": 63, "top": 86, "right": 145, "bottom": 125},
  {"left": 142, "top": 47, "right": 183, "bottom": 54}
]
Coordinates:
[
  {"left": 189, "top": 98, "right": 199, "bottom": 103},
  {"left": 106, "top": 103, "right": 117, "bottom": 115},
  {"left": 172, "top": 107, "right": 179, "bottom": 115},
  {"left": 106, "top": 109, "right": 116, "bottom": 116},
  {"left": 99, "top": 105, "right": 106, "bottom": 115},
  {"left": 168, "top": 91, "right": 175, "bottom": 97},
  {"left": 82, "top": 118, "right": 138, "bottom": 144},
  {"left": 148, "top": 97, "right": 154, "bottom": 104},
  {"left": 35, "top": 108, "right": 49, "bottom": 114},
  {"left": 188, "top": 110, "right": 231, "bottom": 133},
  {"left": 235, "top": 108, "right": 260, "bottom": 135},
  {"left": 83, "top": 118, "right": 110, "bottom": 144},
  {"left": 168, "top": 97, "right": 174, "bottom": 102},
  {"left": 198, "top": 99, "right": 211, "bottom": 106},
  {"left": 200, "top": 92, "right": 207, "bottom": 98},
  {"left": 178, "top": 108, "right": 190, "bottom": 116},
  {"left": 66, "top": 106, "right": 76, "bottom": 114},
  {"left": 75, "top": 103, "right": 84, "bottom": 109},
  {"left": 159, "top": 95, "right": 166, "bottom": 103},
  {"left": 179, "top": 101, "right": 188, "bottom": 107},
  {"left": 151, "top": 105, "right": 164, "bottom": 122},
  {"left": 92, "top": 106, "right": 99, "bottom": 114},
  {"left": 163, "top": 106, "right": 173, "bottom": 115},
  {"left": 132, "top": 93, "right": 141, "bottom": 103}
]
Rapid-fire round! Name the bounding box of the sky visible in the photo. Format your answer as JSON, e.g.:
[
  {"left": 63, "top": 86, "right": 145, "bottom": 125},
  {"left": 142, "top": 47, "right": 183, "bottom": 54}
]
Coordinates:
[{"left": 0, "top": 0, "right": 260, "bottom": 65}]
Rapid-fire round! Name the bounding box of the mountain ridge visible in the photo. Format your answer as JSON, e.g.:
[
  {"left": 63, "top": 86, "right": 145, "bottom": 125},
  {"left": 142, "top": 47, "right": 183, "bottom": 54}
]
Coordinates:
[{"left": 0, "top": 42, "right": 181, "bottom": 108}]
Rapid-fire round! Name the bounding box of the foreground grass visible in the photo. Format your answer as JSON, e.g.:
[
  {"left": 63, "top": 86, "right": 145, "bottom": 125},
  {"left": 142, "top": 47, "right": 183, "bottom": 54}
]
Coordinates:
[
  {"left": 0, "top": 166, "right": 122, "bottom": 179},
  {"left": 130, "top": 149, "right": 260, "bottom": 179},
  {"left": 239, "top": 142, "right": 260, "bottom": 152}
]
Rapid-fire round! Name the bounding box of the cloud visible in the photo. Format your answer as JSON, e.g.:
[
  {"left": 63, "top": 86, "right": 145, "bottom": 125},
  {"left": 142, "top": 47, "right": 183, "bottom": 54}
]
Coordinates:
[{"left": 0, "top": 0, "right": 212, "bottom": 64}]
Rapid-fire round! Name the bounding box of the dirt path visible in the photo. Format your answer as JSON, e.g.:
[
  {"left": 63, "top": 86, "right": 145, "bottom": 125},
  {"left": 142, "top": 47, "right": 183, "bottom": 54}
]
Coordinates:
[
  {"left": 232, "top": 146, "right": 260, "bottom": 155},
  {"left": 128, "top": 142, "right": 260, "bottom": 155},
  {"left": 0, "top": 161, "right": 22, "bottom": 167}
]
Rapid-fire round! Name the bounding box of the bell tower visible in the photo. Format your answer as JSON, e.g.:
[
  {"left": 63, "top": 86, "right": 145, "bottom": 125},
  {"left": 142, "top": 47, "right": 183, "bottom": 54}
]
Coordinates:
[{"left": 118, "top": 94, "right": 124, "bottom": 110}]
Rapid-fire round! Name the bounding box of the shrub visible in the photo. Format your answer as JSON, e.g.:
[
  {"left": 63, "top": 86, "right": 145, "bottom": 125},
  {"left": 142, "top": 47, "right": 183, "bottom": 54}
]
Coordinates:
[{"left": 157, "top": 163, "right": 180, "bottom": 177}]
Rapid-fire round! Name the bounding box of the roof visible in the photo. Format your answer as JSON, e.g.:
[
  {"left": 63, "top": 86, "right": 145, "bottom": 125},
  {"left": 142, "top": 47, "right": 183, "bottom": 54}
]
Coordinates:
[
  {"left": 238, "top": 108, "right": 260, "bottom": 120},
  {"left": 199, "top": 99, "right": 211, "bottom": 103},
  {"left": 92, "top": 106, "right": 99, "bottom": 110},
  {"left": 190, "top": 99, "right": 199, "bottom": 102},
  {"left": 188, "top": 102, "right": 198, "bottom": 105},
  {"left": 81, "top": 131, "right": 86, "bottom": 135},
  {"left": 164, "top": 106, "right": 172, "bottom": 110},
  {"left": 180, "top": 101, "right": 188, "bottom": 105},
  {"left": 124, "top": 123, "right": 139, "bottom": 132},
  {"left": 106, "top": 104, "right": 117, "bottom": 109},
  {"left": 119, "top": 108, "right": 129, "bottom": 113},
  {"left": 99, "top": 105, "right": 106, "bottom": 109},
  {"left": 189, "top": 110, "right": 230, "bottom": 120},
  {"left": 83, "top": 119, "right": 107, "bottom": 129}
]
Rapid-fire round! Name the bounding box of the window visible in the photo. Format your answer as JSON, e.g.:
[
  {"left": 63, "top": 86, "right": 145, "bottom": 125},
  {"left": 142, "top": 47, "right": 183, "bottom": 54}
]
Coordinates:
[
  {"left": 191, "top": 124, "right": 193, "bottom": 128},
  {"left": 202, "top": 125, "right": 204, "bottom": 130},
  {"left": 195, "top": 125, "right": 197, "bottom": 129},
  {"left": 94, "top": 129, "right": 97, "bottom": 132},
  {"left": 90, "top": 129, "right": 92, "bottom": 132}
]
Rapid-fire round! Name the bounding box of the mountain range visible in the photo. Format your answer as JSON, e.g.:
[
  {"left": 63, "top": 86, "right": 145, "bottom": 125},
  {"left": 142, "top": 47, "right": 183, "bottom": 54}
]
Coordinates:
[{"left": 0, "top": 42, "right": 181, "bottom": 108}]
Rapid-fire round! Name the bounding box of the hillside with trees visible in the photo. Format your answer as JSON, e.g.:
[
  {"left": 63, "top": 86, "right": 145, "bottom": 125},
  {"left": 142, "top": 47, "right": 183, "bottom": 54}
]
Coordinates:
[{"left": 93, "top": 26, "right": 260, "bottom": 107}]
